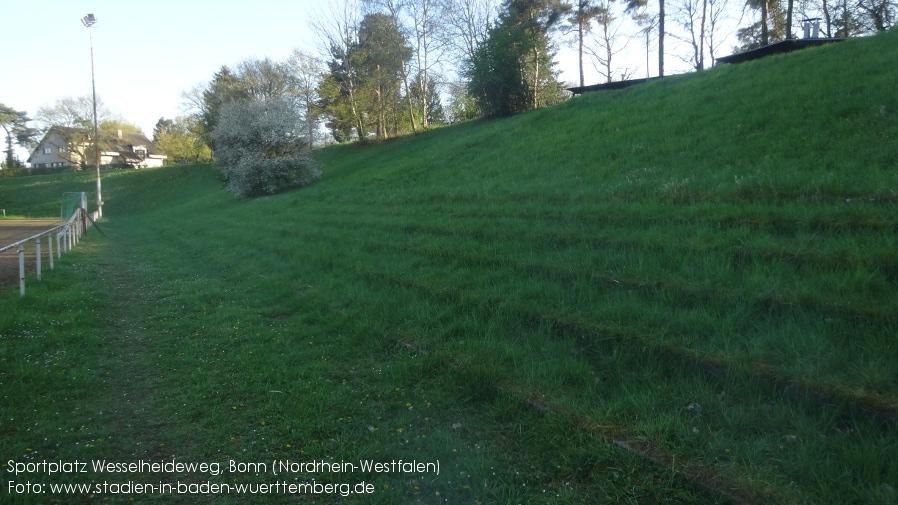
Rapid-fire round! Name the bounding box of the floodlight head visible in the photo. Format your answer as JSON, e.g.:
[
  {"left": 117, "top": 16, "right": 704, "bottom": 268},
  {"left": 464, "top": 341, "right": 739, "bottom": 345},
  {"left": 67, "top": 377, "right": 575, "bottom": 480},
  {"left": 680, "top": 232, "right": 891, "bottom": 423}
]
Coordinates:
[{"left": 81, "top": 13, "right": 97, "bottom": 27}]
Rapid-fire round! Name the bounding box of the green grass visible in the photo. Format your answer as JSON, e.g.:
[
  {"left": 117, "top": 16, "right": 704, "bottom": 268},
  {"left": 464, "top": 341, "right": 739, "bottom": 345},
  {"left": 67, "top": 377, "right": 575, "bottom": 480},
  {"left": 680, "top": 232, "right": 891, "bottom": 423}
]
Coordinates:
[{"left": 1, "top": 29, "right": 897, "bottom": 504}]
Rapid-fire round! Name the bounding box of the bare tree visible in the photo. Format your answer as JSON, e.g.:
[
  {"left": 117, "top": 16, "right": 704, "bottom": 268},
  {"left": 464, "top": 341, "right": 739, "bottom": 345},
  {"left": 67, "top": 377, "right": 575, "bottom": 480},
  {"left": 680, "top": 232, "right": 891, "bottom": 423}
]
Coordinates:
[
  {"left": 855, "top": 0, "right": 895, "bottom": 31},
  {"left": 408, "top": 0, "right": 448, "bottom": 127},
  {"left": 633, "top": 9, "right": 658, "bottom": 77},
  {"left": 234, "top": 58, "right": 294, "bottom": 101},
  {"left": 587, "top": 0, "right": 633, "bottom": 82},
  {"left": 310, "top": 0, "right": 366, "bottom": 138},
  {"left": 568, "top": 0, "right": 604, "bottom": 86},
  {"left": 180, "top": 83, "right": 207, "bottom": 117},
  {"left": 440, "top": 0, "right": 500, "bottom": 63},
  {"left": 287, "top": 49, "right": 324, "bottom": 149},
  {"left": 799, "top": 0, "right": 893, "bottom": 37},
  {"left": 626, "top": 0, "right": 665, "bottom": 76},
  {"left": 671, "top": 0, "right": 708, "bottom": 69},
  {"left": 706, "top": 0, "right": 736, "bottom": 64}
]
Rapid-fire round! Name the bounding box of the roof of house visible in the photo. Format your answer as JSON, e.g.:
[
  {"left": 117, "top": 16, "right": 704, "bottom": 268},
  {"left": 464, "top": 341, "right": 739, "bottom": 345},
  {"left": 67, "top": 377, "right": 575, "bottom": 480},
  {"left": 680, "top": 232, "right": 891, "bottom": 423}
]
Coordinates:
[
  {"left": 568, "top": 38, "right": 847, "bottom": 96},
  {"left": 567, "top": 76, "right": 666, "bottom": 95},
  {"left": 28, "top": 127, "right": 166, "bottom": 163},
  {"left": 27, "top": 126, "right": 87, "bottom": 162},
  {"left": 113, "top": 132, "right": 165, "bottom": 157},
  {"left": 715, "top": 37, "right": 846, "bottom": 64}
]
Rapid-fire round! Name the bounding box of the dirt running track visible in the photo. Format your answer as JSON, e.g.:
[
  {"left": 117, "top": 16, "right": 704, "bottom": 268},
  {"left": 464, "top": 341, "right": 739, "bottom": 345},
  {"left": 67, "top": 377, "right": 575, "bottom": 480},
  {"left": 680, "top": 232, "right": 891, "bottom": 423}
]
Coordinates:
[{"left": 0, "top": 220, "right": 62, "bottom": 290}]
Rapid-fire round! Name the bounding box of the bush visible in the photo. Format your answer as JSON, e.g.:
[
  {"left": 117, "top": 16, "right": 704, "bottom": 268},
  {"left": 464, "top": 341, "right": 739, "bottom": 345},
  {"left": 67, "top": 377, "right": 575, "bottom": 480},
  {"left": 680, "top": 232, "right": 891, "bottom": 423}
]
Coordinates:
[{"left": 212, "top": 97, "right": 321, "bottom": 197}]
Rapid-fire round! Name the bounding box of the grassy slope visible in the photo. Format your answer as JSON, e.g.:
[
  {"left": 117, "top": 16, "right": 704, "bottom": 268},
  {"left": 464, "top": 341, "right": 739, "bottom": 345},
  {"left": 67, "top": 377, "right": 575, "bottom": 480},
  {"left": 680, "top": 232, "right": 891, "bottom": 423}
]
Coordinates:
[{"left": 1, "top": 30, "right": 897, "bottom": 504}]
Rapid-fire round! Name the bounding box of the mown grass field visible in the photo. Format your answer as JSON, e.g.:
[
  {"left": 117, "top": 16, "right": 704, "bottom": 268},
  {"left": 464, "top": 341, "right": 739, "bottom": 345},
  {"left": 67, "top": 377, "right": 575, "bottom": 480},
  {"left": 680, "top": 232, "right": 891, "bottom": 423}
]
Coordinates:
[{"left": 1, "top": 30, "right": 896, "bottom": 504}]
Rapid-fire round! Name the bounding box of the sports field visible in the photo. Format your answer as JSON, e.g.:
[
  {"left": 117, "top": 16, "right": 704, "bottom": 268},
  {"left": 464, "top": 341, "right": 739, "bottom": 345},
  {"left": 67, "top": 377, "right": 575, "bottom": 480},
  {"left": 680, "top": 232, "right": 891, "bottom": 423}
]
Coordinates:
[{"left": 0, "top": 219, "right": 60, "bottom": 288}]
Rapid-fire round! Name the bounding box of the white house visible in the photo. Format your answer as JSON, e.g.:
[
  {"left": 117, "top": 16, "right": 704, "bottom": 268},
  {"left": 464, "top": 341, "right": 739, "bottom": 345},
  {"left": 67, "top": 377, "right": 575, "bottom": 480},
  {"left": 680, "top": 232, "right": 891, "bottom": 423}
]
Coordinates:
[
  {"left": 105, "top": 131, "right": 167, "bottom": 168},
  {"left": 27, "top": 127, "right": 83, "bottom": 169},
  {"left": 28, "top": 128, "right": 167, "bottom": 169}
]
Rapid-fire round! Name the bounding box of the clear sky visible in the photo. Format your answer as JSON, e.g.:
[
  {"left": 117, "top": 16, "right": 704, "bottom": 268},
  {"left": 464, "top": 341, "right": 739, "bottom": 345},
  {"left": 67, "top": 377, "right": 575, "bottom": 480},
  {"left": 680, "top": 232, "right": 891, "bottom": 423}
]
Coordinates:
[
  {"left": 4, "top": 1, "right": 721, "bottom": 161},
  {"left": 3, "top": 0, "right": 321, "bottom": 157}
]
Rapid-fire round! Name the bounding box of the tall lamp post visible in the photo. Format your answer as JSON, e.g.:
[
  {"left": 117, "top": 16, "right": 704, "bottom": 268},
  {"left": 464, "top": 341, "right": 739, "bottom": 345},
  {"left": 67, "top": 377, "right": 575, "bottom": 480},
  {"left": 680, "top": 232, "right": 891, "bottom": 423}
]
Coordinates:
[{"left": 82, "top": 13, "right": 103, "bottom": 218}]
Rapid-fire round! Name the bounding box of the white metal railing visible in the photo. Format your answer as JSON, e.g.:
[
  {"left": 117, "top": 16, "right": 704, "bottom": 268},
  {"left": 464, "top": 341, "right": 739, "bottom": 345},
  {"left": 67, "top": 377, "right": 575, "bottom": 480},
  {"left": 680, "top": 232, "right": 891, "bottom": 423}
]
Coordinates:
[{"left": 0, "top": 208, "right": 97, "bottom": 296}]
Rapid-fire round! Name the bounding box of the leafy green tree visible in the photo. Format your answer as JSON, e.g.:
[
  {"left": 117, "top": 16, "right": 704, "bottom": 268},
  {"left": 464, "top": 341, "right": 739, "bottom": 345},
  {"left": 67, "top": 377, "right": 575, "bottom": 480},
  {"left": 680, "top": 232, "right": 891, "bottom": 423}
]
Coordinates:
[
  {"left": 445, "top": 82, "right": 480, "bottom": 123},
  {"left": 153, "top": 116, "right": 213, "bottom": 164},
  {"left": 466, "top": 13, "right": 536, "bottom": 117},
  {"left": 466, "top": 2, "right": 565, "bottom": 118},
  {"left": 318, "top": 12, "right": 414, "bottom": 140},
  {"left": 357, "top": 12, "right": 415, "bottom": 138},
  {"left": 199, "top": 66, "right": 249, "bottom": 149},
  {"left": 410, "top": 74, "right": 447, "bottom": 125},
  {"left": 505, "top": 0, "right": 571, "bottom": 109},
  {"left": 311, "top": 0, "right": 367, "bottom": 141},
  {"left": 320, "top": 43, "right": 372, "bottom": 141},
  {"left": 153, "top": 118, "right": 175, "bottom": 140},
  {"left": 318, "top": 66, "right": 363, "bottom": 142},
  {"left": 0, "top": 104, "right": 38, "bottom": 168}
]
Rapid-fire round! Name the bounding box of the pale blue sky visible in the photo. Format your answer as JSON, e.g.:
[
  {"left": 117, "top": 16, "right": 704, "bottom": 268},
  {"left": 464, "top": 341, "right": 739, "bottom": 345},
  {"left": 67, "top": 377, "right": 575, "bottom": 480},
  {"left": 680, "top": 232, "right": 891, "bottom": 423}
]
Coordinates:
[{"left": 4, "top": 0, "right": 321, "bottom": 153}]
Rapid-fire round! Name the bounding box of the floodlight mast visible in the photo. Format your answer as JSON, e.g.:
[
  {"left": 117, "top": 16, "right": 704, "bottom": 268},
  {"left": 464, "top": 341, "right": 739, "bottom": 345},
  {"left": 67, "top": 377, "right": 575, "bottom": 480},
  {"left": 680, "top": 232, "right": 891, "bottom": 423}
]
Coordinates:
[{"left": 82, "top": 13, "right": 103, "bottom": 218}]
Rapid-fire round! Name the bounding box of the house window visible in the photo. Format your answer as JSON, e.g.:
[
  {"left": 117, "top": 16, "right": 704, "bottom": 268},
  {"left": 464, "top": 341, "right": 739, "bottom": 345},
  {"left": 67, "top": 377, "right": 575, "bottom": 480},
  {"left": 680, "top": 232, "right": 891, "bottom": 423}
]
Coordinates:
[
  {"left": 43, "top": 147, "right": 52, "bottom": 154},
  {"left": 58, "top": 146, "right": 66, "bottom": 153}
]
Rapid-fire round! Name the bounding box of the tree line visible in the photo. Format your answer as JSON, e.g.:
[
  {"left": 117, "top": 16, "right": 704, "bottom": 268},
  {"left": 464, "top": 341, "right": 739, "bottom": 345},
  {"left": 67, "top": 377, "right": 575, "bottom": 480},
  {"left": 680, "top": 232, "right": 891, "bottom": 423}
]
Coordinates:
[
  {"left": 3, "top": 0, "right": 893, "bottom": 175},
  {"left": 124, "top": 0, "right": 898, "bottom": 157}
]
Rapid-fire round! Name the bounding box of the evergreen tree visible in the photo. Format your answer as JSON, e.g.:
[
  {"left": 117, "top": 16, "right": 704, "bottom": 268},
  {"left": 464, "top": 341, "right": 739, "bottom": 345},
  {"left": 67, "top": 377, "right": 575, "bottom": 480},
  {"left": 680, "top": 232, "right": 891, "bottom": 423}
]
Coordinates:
[
  {"left": 466, "top": 2, "right": 566, "bottom": 118},
  {"left": 0, "top": 104, "right": 38, "bottom": 168},
  {"left": 153, "top": 116, "right": 213, "bottom": 164},
  {"left": 200, "top": 66, "right": 248, "bottom": 149},
  {"left": 736, "top": 0, "right": 787, "bottom": 49},
  {"left": 357, "top": 13, "right": 414, "bottom": 138},
  {"left": 410, "top": 75, "right": 447, "bottom": 125}
]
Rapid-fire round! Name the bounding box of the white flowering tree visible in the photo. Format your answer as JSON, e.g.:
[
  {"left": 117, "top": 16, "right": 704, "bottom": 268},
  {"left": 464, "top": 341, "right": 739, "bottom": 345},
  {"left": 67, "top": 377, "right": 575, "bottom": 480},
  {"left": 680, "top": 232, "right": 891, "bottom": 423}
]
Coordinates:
[{"left": 212, "top": 97, "right": 321, "bottom": 197}]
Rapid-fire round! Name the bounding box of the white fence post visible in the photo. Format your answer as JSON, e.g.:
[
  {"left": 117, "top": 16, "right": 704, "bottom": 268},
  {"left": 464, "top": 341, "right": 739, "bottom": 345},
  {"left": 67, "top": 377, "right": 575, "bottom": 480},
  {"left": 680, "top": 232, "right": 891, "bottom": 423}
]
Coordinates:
[
  {"left": 36, "top": 238, "right": 42, "bottom": 281},
  {"left": 1, "top": 208, "right": 90, "bottom": 297},
  {"left": 18, "top": 247, "right": 25, "bottom": 296}
]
